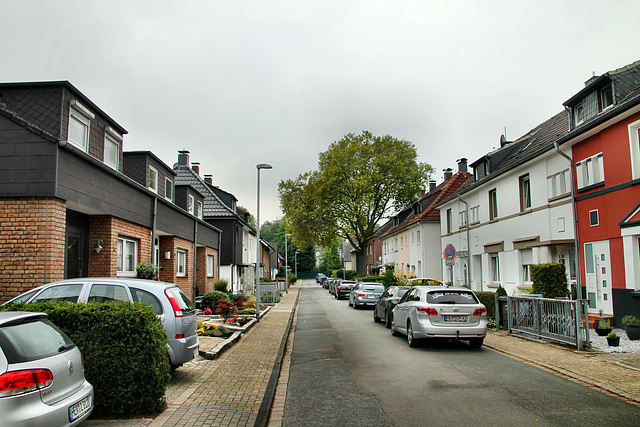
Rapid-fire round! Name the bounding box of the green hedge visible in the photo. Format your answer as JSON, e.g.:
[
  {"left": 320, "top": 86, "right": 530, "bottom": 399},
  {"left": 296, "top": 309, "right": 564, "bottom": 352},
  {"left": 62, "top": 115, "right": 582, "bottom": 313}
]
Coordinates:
[
  {"left": 475, "top": 291, "right": 496, "bottom": 321},
  {"left": 531, "top": 263, "right": 569, "bottom": 298},
  {"left": 1, "top": 301, "right": 170, "bottom": 417},
  {"left": 358, "top": 276, "right": 383, "bottom": 283}
]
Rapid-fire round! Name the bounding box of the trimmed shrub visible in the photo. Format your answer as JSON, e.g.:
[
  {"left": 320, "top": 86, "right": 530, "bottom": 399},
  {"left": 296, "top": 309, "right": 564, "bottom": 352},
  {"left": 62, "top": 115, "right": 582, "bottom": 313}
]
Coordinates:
[
  {"left": 496, "top": 285, "right": 507, "bottom": 297},
  {"left": 213, "top": 279, "right": 229, "bottom": 292},
  {"left": 201, "top": 290, "right": 231, "bottom": 310},
  {"left": 475, "top": 291, "right": 496, "bottom": 321},
  {"left": 333, "top": 269, "right": 357, "bottom": 280},
  {"left": 1, "top": 301, "right": 170, "bottom": 417},
  {"left": 531, "top": 263, "right": 569, "bottom": 298},
  {"left": 136, "top": 261, "right": 159, "bottom": 280},
  {"left": 358, "top": 276, "right": 383, "bottom": 283}
]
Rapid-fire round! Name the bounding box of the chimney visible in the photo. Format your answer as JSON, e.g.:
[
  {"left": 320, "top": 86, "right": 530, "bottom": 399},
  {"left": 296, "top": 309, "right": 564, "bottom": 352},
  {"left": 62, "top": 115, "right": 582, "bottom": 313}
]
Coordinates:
[
  {"left": 457, "top": 158, "right": 468, "bottom": 173},
  {"left": 204, "top": 174, "right": 213, "bottom": 185},
  {"left": 429, "top": 180, "right": 436, "bottom": 192},
  {"left": 191, "top": 162, "right": 200, "bottom": 176},
  {"left": 177, "top": 150, "right": 190, "bottom": 166},
  {"left": 444, "top": 168, "right": 453, "bottom": 182}
]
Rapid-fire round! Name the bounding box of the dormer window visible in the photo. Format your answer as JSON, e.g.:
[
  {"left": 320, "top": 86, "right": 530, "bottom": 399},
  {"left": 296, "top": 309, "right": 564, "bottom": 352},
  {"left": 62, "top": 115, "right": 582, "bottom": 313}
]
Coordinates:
[
  {"left": 574, "top": 104, "right": 585, "bottom": 126},
  {"left": 474, "top": 161, "right": 487, "bottom": 181},
  {"left": 104, "top": 127, "right": 122, "bottom": 170},
  {"left": 68, "top": 101, "right": 94, "bottom": 151},
  {"left": 148, "top": 166, "right": 158, "bottom": 193},
  {"left": 599, "top": 85, "right": 613, "bottom": 111}
]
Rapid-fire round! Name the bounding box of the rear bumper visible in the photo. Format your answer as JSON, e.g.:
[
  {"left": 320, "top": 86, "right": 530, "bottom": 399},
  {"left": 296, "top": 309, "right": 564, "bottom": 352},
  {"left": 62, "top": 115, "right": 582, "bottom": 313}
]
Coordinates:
[
  {"left": 413, "top": 317, "right": 487, "bottom": 339},
  {"left": 169, "top": 334, "right": 199, "bottom": 365}
]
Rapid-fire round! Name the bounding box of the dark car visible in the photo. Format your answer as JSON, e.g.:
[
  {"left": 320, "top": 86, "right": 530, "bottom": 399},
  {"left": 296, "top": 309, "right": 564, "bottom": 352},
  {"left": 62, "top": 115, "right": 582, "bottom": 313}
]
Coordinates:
[
  {"left": 373, "top": 286, "right": 411, "bottom": 328},
  {"left": 335, "top": 280, "right": 356, "bottom": 300}
]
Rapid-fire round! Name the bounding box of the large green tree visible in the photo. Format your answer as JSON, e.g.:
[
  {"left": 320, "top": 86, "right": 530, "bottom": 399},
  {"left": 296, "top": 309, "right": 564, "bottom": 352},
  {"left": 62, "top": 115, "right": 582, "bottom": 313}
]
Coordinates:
[{"left": 279, "top": 131, "right": 432, "bottom": 253}]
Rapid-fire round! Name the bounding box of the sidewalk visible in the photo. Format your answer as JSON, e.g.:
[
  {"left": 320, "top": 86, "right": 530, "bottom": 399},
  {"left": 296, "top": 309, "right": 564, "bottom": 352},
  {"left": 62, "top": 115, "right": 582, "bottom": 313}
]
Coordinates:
[{"left": 485, "top": 330, "right": 640, "bottom": 406}]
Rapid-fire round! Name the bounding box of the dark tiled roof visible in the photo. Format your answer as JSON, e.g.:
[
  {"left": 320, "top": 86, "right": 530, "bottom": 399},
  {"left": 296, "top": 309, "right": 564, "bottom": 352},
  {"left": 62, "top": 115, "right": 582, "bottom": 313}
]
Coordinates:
[
  {"left": 0, "top": 104, "right": 59, "bottom": 143},
  {"left": 174, "top": 165, "right": 237, "bottom": 218}
]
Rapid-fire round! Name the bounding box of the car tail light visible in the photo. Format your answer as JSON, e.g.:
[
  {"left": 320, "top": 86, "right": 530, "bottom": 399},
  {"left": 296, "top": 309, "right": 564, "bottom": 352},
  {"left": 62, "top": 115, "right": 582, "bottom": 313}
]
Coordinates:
[
  {"left": 165, "top": 289, "right": 183, "bottom": 317},
  {"left": 175, "top": 334, "right": 185, "bottom": 339},
  {"left": 473, "top": 308, "right": 488, "bottom": 316},
  {"left": 417, "top": 307, "right": 438, "bottom": 315},
  {"left": 338, "top": 286, "right": 343, "bottom": 290},
  {"left": 357, "top": 293, "right": 365, "bottom": 297},
  {"left": 0, "top": 369, "right": 53, "bottom": 398}
]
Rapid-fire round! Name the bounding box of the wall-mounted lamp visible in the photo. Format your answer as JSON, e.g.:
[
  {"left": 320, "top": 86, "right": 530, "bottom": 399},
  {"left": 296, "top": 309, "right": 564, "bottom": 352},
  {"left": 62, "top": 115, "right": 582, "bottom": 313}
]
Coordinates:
[
  {"left": 164, "top": 251, "right": 171, "bottom": 260},
  {"left": 94, "top": 239, "right": 103, "bottom": 254}
]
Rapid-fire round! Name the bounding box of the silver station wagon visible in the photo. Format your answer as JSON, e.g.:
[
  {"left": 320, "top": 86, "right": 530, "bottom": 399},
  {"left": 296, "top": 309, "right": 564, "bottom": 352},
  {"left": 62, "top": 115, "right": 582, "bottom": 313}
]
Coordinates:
[
  {"left": 391, "top": 286, "right": 487, "bottom": 348},
  {"left": 5, "top": 278, "right": 199, "bottom": 369}
]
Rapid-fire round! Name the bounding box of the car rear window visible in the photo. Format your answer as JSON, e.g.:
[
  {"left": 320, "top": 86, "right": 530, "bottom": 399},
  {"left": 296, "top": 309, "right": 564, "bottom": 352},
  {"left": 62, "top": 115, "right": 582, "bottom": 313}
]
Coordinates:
[
  {"left": 165, "top": 287, "right": 195, "bottom": 311},
  {"left": 130, "top": 288, "right": 163, "bottom": 315},
  {"left": 426, "top": 291, "right": 478, "bottom": 304},
  {"left": 362, "top": 284, "right": 384, "bottom": 292},
  {"left": 0, "top": 319, "right": 74, "bottom": 364}
]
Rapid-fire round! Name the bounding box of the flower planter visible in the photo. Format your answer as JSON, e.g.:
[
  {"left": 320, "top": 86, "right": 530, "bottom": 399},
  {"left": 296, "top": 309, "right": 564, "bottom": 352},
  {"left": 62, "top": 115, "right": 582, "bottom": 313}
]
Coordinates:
[
  {"left": 594, "top": 327, "right": 612, "bottom": 337},
  {"left": 606, "top": 336, "right": 620, "bottom": 346},
  {"left": 625, "top": 327, "right": 640, "bottom": 340}
]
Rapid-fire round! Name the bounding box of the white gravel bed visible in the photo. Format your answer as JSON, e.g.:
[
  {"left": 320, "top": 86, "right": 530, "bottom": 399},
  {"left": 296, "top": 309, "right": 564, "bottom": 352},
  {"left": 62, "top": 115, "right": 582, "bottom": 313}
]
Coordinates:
[{"left": 589, "top": 328, "right": 640, "bottom": 354}]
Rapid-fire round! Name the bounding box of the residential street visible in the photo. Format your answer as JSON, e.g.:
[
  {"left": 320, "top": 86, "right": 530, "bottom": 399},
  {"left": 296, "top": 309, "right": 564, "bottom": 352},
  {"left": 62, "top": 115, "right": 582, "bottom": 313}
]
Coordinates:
[{"left": 284, "top": 282, "right": 640, "bottom": 426}]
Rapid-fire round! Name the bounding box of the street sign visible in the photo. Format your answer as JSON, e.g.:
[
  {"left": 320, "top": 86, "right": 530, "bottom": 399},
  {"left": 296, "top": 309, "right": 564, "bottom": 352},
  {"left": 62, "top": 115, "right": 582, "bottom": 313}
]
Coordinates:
[
  {"left": 444, "top": 244, "right": 456, "bottom": 260},
  {"left": 458, "top": 250, "right": 468, "bottom": 258},
  {"left": 445, "top": 259, "right": 455, "bottom": 266}
]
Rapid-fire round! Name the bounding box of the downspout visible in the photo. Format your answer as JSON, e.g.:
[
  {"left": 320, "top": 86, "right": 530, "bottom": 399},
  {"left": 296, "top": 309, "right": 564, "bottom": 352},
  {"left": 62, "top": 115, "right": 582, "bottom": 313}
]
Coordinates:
[
  {"left": 151, "top": 197, "right": 157, "bottom": 266},
  {"left": 457, "top": 194, "right": 471, "bottom": 288},
  {"left": 554, "top": 140, "right": 581, "bottom": 298},
  {"left": 193, "top": 219, "right": 198, "bottom": 300}
]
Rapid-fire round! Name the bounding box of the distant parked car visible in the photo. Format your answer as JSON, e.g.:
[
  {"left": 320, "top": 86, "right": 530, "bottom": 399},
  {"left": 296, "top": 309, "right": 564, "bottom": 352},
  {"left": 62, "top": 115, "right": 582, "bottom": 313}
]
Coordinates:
[
  {"left": 316, "top": 273, "right": 327, "bottom": 284},
  {"left": 325, "top": 278, "right": 335, "bottom": 290},
  {"left": 373, "top": 286, "right": 411, "bottom": 328},
  {"left": 390, "top": 286, "right": 487, "bottom": 348},
  {"left": 335, "top": 280, "right": 356, "bottom": 300},
  {"left": 349, "top": 283, "right": 385, "bottom": 309},
  {"left": 4, "top": 278, "right": 199, "bottom": 369},
  {"left": 0, "top": 311, "right": 94, "bottom": 426}
]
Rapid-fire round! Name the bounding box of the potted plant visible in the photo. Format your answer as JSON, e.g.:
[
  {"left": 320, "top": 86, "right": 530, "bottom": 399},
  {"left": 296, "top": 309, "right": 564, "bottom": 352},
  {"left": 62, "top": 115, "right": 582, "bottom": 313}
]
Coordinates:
[
  {"left": 622, "top": 315, "right": 640, "bottom": 340},
  {"left": 594, "top": 318, "right": 613, "bottom": 336},
  {"left": 606, "top": 332, "right": 620, "bottom": 347}
]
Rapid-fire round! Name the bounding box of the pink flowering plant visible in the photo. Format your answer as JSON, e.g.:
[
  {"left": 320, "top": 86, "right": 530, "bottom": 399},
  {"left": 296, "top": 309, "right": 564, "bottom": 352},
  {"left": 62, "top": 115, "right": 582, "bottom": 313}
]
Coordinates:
[
  {"left": 214, "top": 299, "right": 238, "bottom": 320},
  {"left": 201, "top": 307, "right": 213, "bottom": 316}
]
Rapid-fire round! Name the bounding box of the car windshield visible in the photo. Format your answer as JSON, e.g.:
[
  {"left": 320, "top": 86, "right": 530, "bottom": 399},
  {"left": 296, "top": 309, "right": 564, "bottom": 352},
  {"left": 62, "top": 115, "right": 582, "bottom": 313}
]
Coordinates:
[
  {"left": 427, "top": 291, "right": 478, "bottom": 304},
  {"left": 362, "top": 284, "right": 384, "bottom": 292},
  {"left": 0, "top": 319, "right": 74, "bottom": 364}
]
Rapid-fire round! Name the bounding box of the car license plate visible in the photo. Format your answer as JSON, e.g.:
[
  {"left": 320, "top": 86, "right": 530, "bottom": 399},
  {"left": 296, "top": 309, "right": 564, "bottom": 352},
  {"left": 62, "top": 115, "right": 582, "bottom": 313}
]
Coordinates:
[
  {"left": 194, "top": 348, "right": 199, "bottom": 358},
  {"left": 444, "top": 315, "right": 468, "bottom": 322},
  {"left": 367, "top": 294, "right": 374, "bottom": 299},
  {"left": 69, "top": 395, "right": 92, "bottom": 422}
]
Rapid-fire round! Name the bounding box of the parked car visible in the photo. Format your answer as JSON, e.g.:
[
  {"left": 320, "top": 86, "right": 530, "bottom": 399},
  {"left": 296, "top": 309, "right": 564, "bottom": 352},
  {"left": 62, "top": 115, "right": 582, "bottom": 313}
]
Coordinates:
[
  {"left": 0, "top": 311, "right": 94, "bottom": 426},
  {"left": 373, "top": 286, "right": 411, "bottom": 328},
  {"left": 335, "top": 280, "right": 356, "bottom": 300},
  {"left": 316, "top": 273, "right": 327, "bottom": 284},
  {"left": 4, "top": 278, "right": 199, "bottom": 369},
  {"left": 325, "top": 278, "right": 335, "bottom": 290},
  {"left": 390, "top": 286, "right": 487, "bottom": 348},
  {"left": 349, "top": 283, "right": 385, "bottom": 309}
]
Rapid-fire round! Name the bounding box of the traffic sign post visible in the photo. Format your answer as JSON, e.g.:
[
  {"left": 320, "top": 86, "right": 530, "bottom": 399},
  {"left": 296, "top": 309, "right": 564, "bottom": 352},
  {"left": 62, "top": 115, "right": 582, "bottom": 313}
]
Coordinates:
[{"left": 444, "top": 244, "right": 456, "bottom": 260}]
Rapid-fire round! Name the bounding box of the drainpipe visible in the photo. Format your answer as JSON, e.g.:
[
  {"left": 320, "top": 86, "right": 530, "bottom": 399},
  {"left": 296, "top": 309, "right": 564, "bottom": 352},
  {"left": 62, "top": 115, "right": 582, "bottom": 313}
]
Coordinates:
[
  {"left": 193, "top": 219, "right": 198, "bottom": 301},
  {"left": 554, "top": 140, "right": 581, "bottom": 298},
  {"left": 152, "top": 197, "right": 158, "bottom": 266},
  {"left": 457, "top": 194, "right": 471, "bottom": 288}
]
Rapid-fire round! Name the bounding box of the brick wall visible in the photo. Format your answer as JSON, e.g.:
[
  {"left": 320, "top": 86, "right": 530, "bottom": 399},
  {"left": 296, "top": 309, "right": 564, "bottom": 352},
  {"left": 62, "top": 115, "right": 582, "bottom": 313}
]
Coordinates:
[
  {"left": 158, "top": 236, "right": 195, "bottom": 300},
  {"left": 0, "top": 198, "right": 66, "bottom": 302},
  {"left": 88, "top": 216, "right": 152, "bottom": 278},
  {"left": 196, "top": 247, "right": 219, "bottom": 295}
]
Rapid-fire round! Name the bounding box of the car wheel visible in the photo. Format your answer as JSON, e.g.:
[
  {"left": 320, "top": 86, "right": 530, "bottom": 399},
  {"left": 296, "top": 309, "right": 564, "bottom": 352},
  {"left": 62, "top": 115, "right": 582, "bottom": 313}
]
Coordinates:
[
  {"left": 391, "top": 315, "right": 400, "bottom": 336},
  {"left": 348, "top": 299, "right": 352, "bottom": 307},
  {"left": 407, "top": 321, "right": 419, "bottom": 348},
  {"left": 353, "top": 301, "right": 358, "bottom": 309},
  {"left": 384, "top": 310, "right": 391, "bottom": 328},
  {"left": 469, "top": 338, "right": 484, "bottom": 349},
  {"left": 373, "top": 308, "right": 381, "bottom": 323}
]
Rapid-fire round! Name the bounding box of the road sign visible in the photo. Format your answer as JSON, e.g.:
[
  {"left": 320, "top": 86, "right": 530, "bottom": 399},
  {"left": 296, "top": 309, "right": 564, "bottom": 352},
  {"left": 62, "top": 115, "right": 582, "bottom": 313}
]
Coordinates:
[
  {"left": 445, "top": 259, "right": 455, "bottom": 266},
  {"left": 458, "top": 250, "right": 468, "bottom": 258},
  {"left": 444, "top": 244, "right": 456, "bottom": 260}
]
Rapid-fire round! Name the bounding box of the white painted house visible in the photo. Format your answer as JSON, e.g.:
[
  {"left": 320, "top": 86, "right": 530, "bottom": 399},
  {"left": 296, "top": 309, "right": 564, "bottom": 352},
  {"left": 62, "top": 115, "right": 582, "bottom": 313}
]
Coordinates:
[{"left": 437, "top": 112, "right": 578, "bottom": 294}]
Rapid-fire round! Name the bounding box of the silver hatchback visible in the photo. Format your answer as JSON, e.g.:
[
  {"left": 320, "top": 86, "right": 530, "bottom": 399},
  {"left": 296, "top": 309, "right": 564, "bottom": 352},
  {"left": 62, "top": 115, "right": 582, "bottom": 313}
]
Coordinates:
[
  {"left": 391, "top": 286, "right": 487, "bottom": 348},
  {"left": 4, "top": 278, "right": 199, "bottom": 369},
  {"left": 0, "top": 312, "right": 94, "bottom": 426},
  {"left": 349, "top": 283, "right": 385, "bottom": 309}
]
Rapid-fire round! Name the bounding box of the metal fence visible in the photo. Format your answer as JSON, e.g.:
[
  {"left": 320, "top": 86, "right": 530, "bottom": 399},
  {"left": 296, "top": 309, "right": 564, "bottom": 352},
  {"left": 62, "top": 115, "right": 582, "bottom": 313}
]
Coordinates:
[
  {"left": 501, "top": 295, "right": 590, "bottom": 350},
  {"left": 258, "top": 283, "right": 280, "bottom": 305}
]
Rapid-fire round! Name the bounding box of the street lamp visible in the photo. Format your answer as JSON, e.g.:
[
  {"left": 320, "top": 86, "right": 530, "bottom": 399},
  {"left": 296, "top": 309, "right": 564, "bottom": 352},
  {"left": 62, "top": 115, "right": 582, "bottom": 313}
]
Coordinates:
[
  {"left": 285, "top": 233, "right": 291, "bottom": 294},
  {"left": 295, "top": 251, "right": 299, "bottom": 278},
  {"left": 255, "top": 163, "right": 272, "bottom": 323}
]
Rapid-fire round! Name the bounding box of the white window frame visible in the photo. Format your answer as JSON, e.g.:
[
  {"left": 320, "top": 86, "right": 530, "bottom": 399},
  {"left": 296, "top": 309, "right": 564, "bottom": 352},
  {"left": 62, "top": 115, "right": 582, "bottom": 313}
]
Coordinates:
[
  {"left": 207, "top": 254, "right": 214, "bottom": 277},
  {"left": 117, "top": 237, "right": 138, "bottom": 277},
  {"left": 576, "top": 153, "right": 604, "bottom": 190},
  {"left": 490, "top": 253, "right": 500, "bottom": 283},
  {"left": 446, "top": 209, "right": 452, "bottom": 233},
  {"left": 548, "top": 169, "right": 569, "bottom": 199},
  {"left": 589, "top": 209, "right": 599, "bottom": 227},
  {"left": 196, "top": 200, "right": 203, "bottom": 219},
  {"left": 519, "top": 174, "right": 531, "bottom": 211},
  {"left": 574, "top": 104, "right": 584, "bottom": 126},
  {"left": 68, "top": 104, "right": 93, "bottom": 151},
  {"left": 416, "top": 230, "right": 420, "bottom": 243},
  {"left": 177, "top": 249, "right": 187, "bottom": 277},
  {"left": 470, "top": 205, "right": 479, "bottom": 224},
  {"left": 188, "top": 194, "right": 195, "bottom": 215},
  {"left": 103, "top": 133, "right": 120, "bottom": 170},
  {"left": 149, "top": 166, "right": 158, "bottom": 193},
  {"left": 459, "top": 209, "right": 467, "bottom": 227},
  {"left": 165, "top": 177, "right": 173, "bottom": 202},
  {"left": 489, "top": 189, "right": 498, "bottom": 220},
  {"left": 628, "top": 119, "right": 640, "bottom": 180}
]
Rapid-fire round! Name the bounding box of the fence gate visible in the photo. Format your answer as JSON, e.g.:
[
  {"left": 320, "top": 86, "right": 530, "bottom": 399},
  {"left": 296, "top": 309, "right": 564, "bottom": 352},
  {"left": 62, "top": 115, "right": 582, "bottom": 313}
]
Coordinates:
[
  {"left": 258, "top": 283, "right": 280, "bottom": 305},
  {"left": 499, "top": 295, "right": 590, "bottom": 350}
]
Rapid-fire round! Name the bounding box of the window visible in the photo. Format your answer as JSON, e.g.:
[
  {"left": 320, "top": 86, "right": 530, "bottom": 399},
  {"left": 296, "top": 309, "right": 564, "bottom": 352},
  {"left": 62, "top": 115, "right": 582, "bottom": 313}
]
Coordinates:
[
  {"left": 519, "top": 174, "right": 531, "bottom": 211},
  {"left": 590, "top": 209, "right": 599, "bottom": 226},
  {"left": 400, "top": 237, "right": 404, "bottom": 249},
  {"left": 474, "top": 162, "right": 487, "bottom": 180},
  {"left": 207, "top": 255, "right": 214, "bottom": 277},
  {"left": 470, "top": 206, "right": 479, "bottom": 223},
  {"left": 548, "top": 170, "right": 569, "bottom": 198},
  {"left": 188, "top": 194, "right": 194, "bottom": 215},
  {"left": 68, "top": 105, "right": 92, "bottom": 151},
  {"left": 576, "top": 153, "right": 604, "bottom": 190},
  {"left": 521, "top": 249, "right": 533, "bottom": 283},
  {"left": 148, "top": 166, "right": 158, "bottom": 193},
  {"left": 600, "top": 85, "right": 613, "bottom": 111},
  {"left": 32, "top": 284, "right": 83, "bottom": 303},
  {"left": 459, "top": 210, "right": 467, "bottom": 227},
  {"left": 574, "top": 104, "right": 584, "bottom": 126},
  {"left": 130, "top": 288, "right": 163, "bottom": 315},
  {"left": 628, "top": 119, "right": 640, "bottom": 180},
  {"left": 104, "top": 134, "right": 120, "bottom": 169},
  {"left": 416, "top": 231, "right": 420, "bottom": 243},
  {"left": 489, "top": 189, "right": 498, "bottom": 220},
  {"left": 177, "top": 249, "right": 187, "bottom": 277},
  {"left": 88, "top": 284, "right": 129, "bottom": 303},
  {"left": 117, "top": 237, "right": 138, "bottom": 277},
  {"left": 490, "top": 254, "right": 500, "bottom": 282},
  {"left": 446, "top": 209, "right": 452, "bottom": 233},
  {"left": 196, "top": 200, "right": 203, "bottom": 219},
  {"left": 165, "top": 178, "right": 173, "bottom": 202}
]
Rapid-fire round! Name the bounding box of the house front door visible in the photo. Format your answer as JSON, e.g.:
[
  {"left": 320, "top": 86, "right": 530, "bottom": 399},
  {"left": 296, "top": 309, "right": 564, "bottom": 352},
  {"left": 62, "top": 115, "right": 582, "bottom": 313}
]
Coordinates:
[
  {"left": 66, "top": 232, "right": 84, "bottom": 279},
  {"left": 584, "top": 241, "right": 613, "bottom": 315}
]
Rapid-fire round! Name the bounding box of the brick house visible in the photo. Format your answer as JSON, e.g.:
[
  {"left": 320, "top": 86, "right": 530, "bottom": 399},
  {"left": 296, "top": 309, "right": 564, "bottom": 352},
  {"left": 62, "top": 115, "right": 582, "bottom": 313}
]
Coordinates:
[{"left": 0, "top": 81, "right": 220, "bottom": 302}]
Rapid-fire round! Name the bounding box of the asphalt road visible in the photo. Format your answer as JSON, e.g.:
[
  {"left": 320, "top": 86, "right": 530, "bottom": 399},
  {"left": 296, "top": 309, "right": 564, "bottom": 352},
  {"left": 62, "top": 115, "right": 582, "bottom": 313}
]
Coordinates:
[{"left": 283, "top": 283, "right": 640, "bottom": 426}]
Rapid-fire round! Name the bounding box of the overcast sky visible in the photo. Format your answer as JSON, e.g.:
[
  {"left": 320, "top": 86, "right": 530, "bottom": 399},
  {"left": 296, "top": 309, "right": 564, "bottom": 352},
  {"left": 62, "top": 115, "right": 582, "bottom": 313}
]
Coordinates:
[{"left": 2, "top": 1, "right": 639, "bottom": 223}]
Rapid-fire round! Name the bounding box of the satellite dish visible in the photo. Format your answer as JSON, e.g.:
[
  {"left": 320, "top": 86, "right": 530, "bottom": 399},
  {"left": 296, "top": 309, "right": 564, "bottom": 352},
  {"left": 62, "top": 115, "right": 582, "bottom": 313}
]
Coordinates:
[{"left": 500, "top": 134, "right": 507, "bottom": 147}]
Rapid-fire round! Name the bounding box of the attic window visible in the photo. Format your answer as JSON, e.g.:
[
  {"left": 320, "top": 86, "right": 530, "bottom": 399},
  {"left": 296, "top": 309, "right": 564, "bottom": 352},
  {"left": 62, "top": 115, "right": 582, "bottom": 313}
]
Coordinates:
[
  {"left": 474, "top": 162, "right": 487, "bottom": 181},
  {"left": 599, "top": 85, "right": 613, "bottom": 111},
  {"left": 574, "top": 104, "right": 585, "bottom": 126}
]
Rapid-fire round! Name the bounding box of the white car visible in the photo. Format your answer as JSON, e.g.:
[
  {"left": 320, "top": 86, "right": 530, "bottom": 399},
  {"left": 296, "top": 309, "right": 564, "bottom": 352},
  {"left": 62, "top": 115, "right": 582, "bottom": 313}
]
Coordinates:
[{"left": 391, "top": 286, "right": 487, "bottom": 348}]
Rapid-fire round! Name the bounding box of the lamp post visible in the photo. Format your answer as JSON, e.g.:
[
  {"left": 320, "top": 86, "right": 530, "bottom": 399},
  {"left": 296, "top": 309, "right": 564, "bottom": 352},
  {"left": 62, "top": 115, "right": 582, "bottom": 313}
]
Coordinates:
[
  {"left": 295, "top": 251, "right": 299, "bottom": 278},
  {"left": 255, "top": 163, "right": 272, "bottom": 323},
  {"left": 285, "top": 233, "right": 291, "bottom": 294}
]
